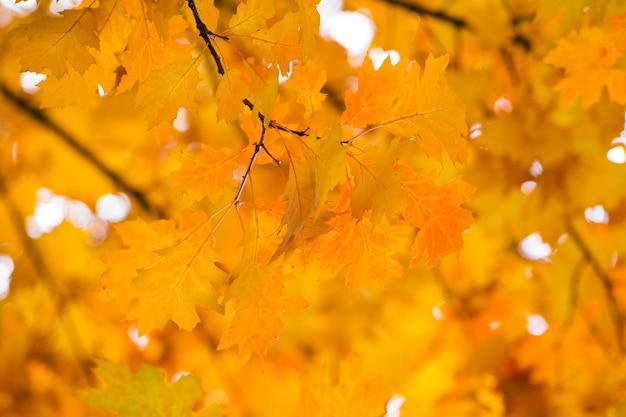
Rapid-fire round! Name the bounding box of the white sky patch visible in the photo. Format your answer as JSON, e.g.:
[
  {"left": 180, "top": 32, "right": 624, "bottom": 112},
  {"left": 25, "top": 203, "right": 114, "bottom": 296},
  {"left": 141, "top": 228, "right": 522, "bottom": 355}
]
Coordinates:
[
  {"left": 489, "top": 321, "right": 500, "bottom": 329},
  {"left": 128, "top": 324, "right": 150, "bottom": 349},
  {"left": 318, "top": 0, "right": 375, "bottom": 62},
  {"left": 24, "top": 188, "right": 130, "bottom": 242},
  {"left": 432, "top": 302, "right": 445, "bottom": 320},
  {"left": 493, "top": 97, "right": 512, "bottom": 115},
  {"left": 97, "top": 84, "right": 107, "bottom": 98},
  {"left": 0, "top": 254, "right": 14, "bottom": 300},
  {"left": 518, "top": 232, "right": 552, "bottom": 260},
  {"left": 173, "top": 107, "right": 189, "bottom": 132},
  {"left": 66, "top": 200, "right": 95, "bottom": 229},
  {"left": 469, "top": 122, "right": 482, "bottom": 140},
  {"left": 49, "top": 0, "right": 81, "bottom": 15},
  {"left": 525, "top": 312, "right": 549, "bottom": 336},
  {"left": 585, "top": 205, "right": 609, "bottom": 224},
  {"left": 369, "top": 48, "right": 400, "bottom": 70},
  {"left": 608, "top": 113, "right": 626, "bottom": 163},
  {"left": 0, "top": 0, "right": 37, "bottom": 27},
  {"left": 384, "top": 394, "right": 406, "bottom": 417},
  {"left": 20, "top": 72, "right": 47, "bottom": 94},
  {"left": 607, "top": 146, "right": 626, "bottom": 164},
  {"left": 27, "top": 190, "right": 68, "bottom": 238},
  {"left": 170, "top": 371, "right": 191, "bottom": 382},
  {"left": 520, "top": 180, "right": 536, "bottom": 195},
  {"left": 529, "top": 160, "right": 543, "bottom": 177},
  {"left": 96, "top": 193, "right": 130, "bottom": 223}
]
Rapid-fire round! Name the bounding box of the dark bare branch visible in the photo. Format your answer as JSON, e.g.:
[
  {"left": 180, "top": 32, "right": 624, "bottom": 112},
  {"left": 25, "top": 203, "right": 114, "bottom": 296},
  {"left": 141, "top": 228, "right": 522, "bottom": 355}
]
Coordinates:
[
  {"left": 567, "top": 223, "right": 625, "bottom": 354},
  {"left": 0, "top": 83, "right": 164, "bottom": 218},
  {"left": 186, "top": 0, "right": 228, "bottom": 75}
]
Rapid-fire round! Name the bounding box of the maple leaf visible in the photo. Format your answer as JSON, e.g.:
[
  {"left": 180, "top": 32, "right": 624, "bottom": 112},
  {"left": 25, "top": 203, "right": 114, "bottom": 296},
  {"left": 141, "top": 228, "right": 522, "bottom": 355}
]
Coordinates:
[
  {"left": 400, "top": 167, "right": 475, "bottom": 267},
  {"left": 137, "top": 57, "right": 202, "bottom": 126},
  {"left": 170, "top": 144, "right": 240, "bottom": 204},
  {"left": 545, "top": 12, "right": 626, "bottom": 107},
  {"left": 314, "top": 211, "right": 411, "bottom": 290},
  {"left": 348, "top": 146, "right": 406, "bottom": 225},
  {"left": 278, "top": 128, "right": 346, "bottom": 250},
  {"left": 342, "top": 54, "right": 468, "bottom": 163},
  {"left": 9, "top": 7, "right": 99, "bottom": 77},
  {"left": 103, "top": 210, "right": 227, "bottom": 333},
  {"left": 78, "top": 358, "right": 208, "bottom": 417},
  {"left": 218, "top": 261, "right": 307, "bottom": 360}
]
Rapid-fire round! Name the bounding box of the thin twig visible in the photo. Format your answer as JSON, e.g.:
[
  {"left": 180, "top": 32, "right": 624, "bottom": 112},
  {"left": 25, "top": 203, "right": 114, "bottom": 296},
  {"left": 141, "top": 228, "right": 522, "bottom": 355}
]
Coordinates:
[
  {"left": 186, "top": 0, "right": 228, "bottom": 75},
  {"left": 242, "top": 98, "right": 310, "bottom": 137},
  {"left": 0, "top": 83, "right": 164, "bottom": 218},
  {"left": 567, "top": 223, "right": 625, "bottom": 354}
]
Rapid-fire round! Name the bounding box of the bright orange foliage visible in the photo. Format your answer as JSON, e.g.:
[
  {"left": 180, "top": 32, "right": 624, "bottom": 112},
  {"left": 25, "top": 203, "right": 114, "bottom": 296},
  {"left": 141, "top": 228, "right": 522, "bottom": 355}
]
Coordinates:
[{"left": 1, "top": 0, "right": 626, "bottom": 416}]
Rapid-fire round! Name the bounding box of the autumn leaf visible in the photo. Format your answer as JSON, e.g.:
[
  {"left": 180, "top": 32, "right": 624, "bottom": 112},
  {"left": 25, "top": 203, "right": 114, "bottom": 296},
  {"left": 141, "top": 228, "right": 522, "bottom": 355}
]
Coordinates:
[
  {"left": 170, "top": 144, "right": 240, "bottom": 204},
  {"left": 545, "top": 13, "right": 626, "bottom": 107},
  {"left": 6, "top": 1, "right": 626, "bottom": 417},
  {"left": 218, "top": 261, "right": 307, "bottom": 360},
  {"left": 103, "top": 210, "right": 227, "bottom": 333},
  {"left": 9, "top": 7, "right": 99, "bottom": 77},
  {"left": 137, "top": 58, "right": 202, "bottom": 126},
  {"left": 78, "top": 358, "right": 207, "bottom": 417},
  {"left": 401, "top": 167, "right": 475, "bottom": 267},
  {"left": 343, "top": 54, "right": 468, "bottom": 163},
  {"left": 314, "top": 211, "right": 411, "bottom": 290}
]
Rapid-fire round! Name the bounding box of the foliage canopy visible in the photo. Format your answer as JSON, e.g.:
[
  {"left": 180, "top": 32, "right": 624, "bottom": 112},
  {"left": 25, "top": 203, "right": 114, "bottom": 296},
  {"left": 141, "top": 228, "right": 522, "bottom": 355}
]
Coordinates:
[{"left": 2, "top": 0, "right": 626, "bottom": 416}]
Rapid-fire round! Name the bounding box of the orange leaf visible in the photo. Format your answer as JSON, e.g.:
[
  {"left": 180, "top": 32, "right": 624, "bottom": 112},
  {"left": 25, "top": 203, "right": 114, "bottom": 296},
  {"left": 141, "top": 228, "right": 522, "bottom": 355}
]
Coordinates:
[
  {"left": 218, "top": 261, "right": 307, "bottom": 360},
  {"left": 104, "top": 210, "right": 226, "bottom": 333},
  {"left": 545, "top": 13, "right": 626, "bottom": 107},
  {"left": 170, "top": 144, "right": 240, "bottom": 204},
  {"left": 401, "top": 168, "right": 475, "bottom": 267},
  {"left": 343, "top": 54, "right": 468, "bottom": 163}
]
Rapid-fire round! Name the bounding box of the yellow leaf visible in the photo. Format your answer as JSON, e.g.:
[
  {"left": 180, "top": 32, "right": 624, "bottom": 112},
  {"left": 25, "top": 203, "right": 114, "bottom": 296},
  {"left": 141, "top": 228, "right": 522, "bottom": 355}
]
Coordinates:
[
  {"left": 137, "top": 58, "right": 201, "bottom": 126},
  {"left": 170, "top": 144, "right": 240, "bottom": 204},
  {"left": 78, "top": 358, "right": 206, "bottom": 417},
  {"left": 104, "top": 211, "right": 227, "bottom": 333},
  {"left": 545, "top": 13, "right": 626, "bottom": 107},
  {"left": 9, "top": 8, "right": 98, "bottom": 77},
  {"left": 218, "top": 261, "right": 307, "bottom": 360},
  {"left": 401, "top": 168, "right": 475, "bottom": 267}
]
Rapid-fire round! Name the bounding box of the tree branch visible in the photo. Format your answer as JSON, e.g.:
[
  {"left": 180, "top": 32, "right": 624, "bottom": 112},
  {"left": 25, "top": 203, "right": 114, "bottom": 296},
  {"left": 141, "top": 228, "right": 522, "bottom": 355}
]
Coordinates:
[
  {"left": 186, "top": 0, "right": 228, "bottom": 75},
  {"left": 0, "top": 83, "right": 164, "bottom": 218},
  {"left": 567, "top": 223, "right": 625, "bottom": 354},
  {"left": 378, "top": 0, "right": 532, "bottom": 50},
  {"left": 379, "top": 0, "right": 468, "bottom": 29},
  {"left": 0, "top": 173, "right": 94, "bottom": 384}
]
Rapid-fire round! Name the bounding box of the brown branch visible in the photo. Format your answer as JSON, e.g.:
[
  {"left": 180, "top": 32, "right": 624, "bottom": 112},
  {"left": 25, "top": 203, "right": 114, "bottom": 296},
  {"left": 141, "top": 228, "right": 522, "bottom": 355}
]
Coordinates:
[
  {"left": 186, "top": 0, "right": 309, "bottom": 208},
  {"left": 379, "top": 0, "right": 532, "bottom": 50},
  {"left": 567, "top": 223, "right": 625, "bottom": 354},
  {"left": 0, "top": 174, "right": 94, "bottom": 384},
  {"left": 0, "top": 83, "right": 164, "bottom": 218},
  {"left": 186, "top": 0, "right": 228, "bottom": 75},
  {"left": 379, "top": 0, "right": 468, "bottom": 29}
]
